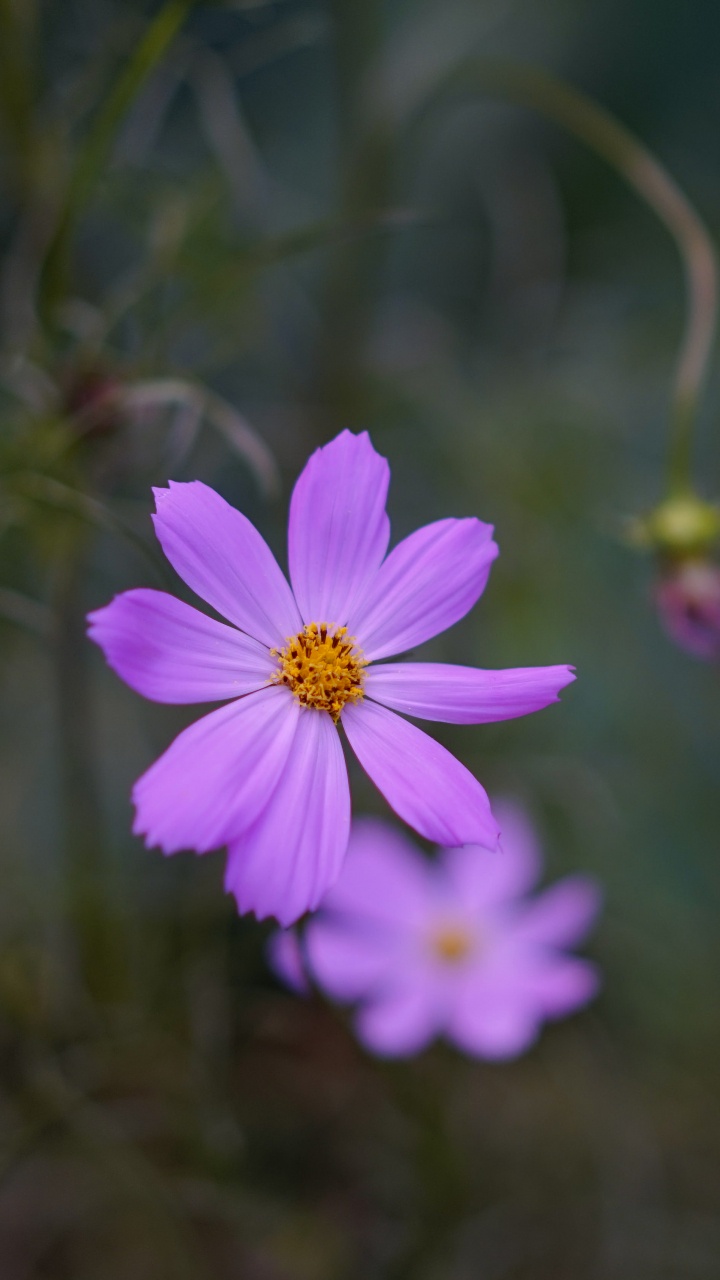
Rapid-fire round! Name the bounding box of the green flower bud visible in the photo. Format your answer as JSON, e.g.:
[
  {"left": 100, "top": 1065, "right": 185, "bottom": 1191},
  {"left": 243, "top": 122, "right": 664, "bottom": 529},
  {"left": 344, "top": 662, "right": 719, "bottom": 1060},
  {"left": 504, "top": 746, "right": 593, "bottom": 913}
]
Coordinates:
[{"left": 628, "top": 494, "right": 720, "bottom": 556}]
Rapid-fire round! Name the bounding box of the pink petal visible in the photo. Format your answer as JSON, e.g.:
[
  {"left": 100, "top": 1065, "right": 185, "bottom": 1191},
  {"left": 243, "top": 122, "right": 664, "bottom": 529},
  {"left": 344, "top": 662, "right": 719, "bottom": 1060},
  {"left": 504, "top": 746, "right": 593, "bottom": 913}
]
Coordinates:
[
  {"left": 510, "top": 955, "right": 601, "bottom": 1017},
  {"left": 441, "top": 800, "right": 542, "bottom": 909},
  {"left": 132, "top": 685, "right": 299, "bottom": 854},
  {"left": 224, "top": 708, "right": 351, "bottom": 925},
  {"left": 354, "top": 982, "right": 441, "bottom": 1057},
  {"left": 267, "top": 930, "right": 310, "bottom": 994},
  {"left": 342, "top": 699, "right": 500, "bottom": 849},
  {"left": 509, "top": 876, "right": 602, "bottom": 948},
  {"left": 319, "top": 817, "right": 433, "bottom": 929},
  {"left": 152, "top": 481, "right": 302, "bottom": 647},
  {"left": 87, "top": 589, "right": 272, "bottom": 704},
  {"left": 347, "top": 518, "right": 497, "bottom": 661},
  {"left": 364, "top": 663, "right": 575, "bottom": 723},
  {"left": 305, "top": 921, "right": 400, "bottom": 1000},
  {"left": 447, "top": 989, "right": 540, "bottom": 1061},
  {"left": 288, "top": 431, "right": 390, "bottom": 626}
]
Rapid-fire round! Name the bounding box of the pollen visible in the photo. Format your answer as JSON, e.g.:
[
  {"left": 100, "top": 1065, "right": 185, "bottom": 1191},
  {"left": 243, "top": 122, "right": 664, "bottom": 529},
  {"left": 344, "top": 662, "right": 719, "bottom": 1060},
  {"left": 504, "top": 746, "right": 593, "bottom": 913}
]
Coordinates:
[
  {"left": 271, "top": 623, "right": 367, "bottom": 721},
  {"left": 431, "top": 924, "right": 475, "bottom": 965}
]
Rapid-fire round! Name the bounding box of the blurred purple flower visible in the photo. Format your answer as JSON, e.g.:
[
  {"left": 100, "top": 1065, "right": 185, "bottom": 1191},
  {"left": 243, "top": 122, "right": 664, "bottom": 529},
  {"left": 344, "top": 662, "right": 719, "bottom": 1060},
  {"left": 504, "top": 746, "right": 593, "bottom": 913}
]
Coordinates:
[
  {"left": 654, "top": 559, "right": 720, "bottom": 660},
  {"left": 270, "top": 808, "right": 602, "bottom": 1059},
  {"left": 88, "top": 431, "right": 574, "bottom": 924}
]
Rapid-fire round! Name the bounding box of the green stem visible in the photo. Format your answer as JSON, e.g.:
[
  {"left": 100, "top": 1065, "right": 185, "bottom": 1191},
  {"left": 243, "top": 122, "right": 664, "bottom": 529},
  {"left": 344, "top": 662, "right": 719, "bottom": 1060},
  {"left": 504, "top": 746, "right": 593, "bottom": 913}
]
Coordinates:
[
  {"left": 16, "top": 471, "right": 171, "bottom": 585},
  {"left": 417, "top": 60, "right": 718, "bottom": 497},
  {"left": 40, "top": 0, "right": 196, "bottom": 315},
  {"left": 53, "top": 544, "right": 127, "bottom": 1003}
]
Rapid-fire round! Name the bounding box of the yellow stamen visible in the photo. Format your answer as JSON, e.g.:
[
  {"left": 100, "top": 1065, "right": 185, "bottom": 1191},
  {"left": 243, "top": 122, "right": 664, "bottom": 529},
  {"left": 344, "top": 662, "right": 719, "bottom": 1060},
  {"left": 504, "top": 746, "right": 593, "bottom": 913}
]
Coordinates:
[
  {"left": 271, "top": 623, "right": 367, "bottom": 722},
  {"left": 431, "top": 925, "right": 474, "bottom": 964}
]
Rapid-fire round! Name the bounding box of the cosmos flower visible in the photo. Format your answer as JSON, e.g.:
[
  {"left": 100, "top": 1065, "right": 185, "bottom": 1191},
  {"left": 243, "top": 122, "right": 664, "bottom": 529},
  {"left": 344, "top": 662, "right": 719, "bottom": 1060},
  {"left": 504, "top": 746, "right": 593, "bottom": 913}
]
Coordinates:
[
  {"left": 269, "top": 807, "right": 602, "bottom": 1059},
  {"left": 88, "top": 430, "right": 574, "bottom": 924}
]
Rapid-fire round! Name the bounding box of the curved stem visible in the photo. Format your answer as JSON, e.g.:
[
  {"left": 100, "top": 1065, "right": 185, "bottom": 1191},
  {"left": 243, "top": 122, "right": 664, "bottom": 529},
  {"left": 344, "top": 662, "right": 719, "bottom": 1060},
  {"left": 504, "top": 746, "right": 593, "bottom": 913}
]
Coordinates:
[
  {"left": 53, "top": 543, "right": 128, "bottom": 1004},
  {"left": 40, "top": 0, "right": 196, "bottom": 316},
  {"left": 421, "top": 60, "right": 718, "bottom": 496}
]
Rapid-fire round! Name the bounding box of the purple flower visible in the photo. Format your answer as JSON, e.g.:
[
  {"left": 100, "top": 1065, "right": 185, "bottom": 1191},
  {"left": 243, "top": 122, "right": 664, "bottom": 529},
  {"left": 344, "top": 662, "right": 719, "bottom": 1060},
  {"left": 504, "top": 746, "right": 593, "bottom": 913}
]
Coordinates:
[
  {"left": 270, "top": 807, "right": 602, "bottom": 1059},
  {"left": 88, "top": 431, "right": 574, "bottom": 924},
  {"left": 654, "top": 559, "right": 720, "bottom": 660}
]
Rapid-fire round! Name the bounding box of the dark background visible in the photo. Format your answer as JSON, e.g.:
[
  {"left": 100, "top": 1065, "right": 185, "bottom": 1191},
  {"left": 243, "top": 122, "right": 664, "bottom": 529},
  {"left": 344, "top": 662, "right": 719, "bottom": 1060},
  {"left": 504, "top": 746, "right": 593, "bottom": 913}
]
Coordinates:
[{"left": 1, "top": 1, "right": 719, "bottom": 1276}]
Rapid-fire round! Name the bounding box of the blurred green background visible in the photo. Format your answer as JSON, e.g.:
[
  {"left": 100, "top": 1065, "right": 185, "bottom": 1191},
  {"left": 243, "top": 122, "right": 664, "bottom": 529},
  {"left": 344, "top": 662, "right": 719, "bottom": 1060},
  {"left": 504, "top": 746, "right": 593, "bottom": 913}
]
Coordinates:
[{"left": 1, "top": 1, "right": 720, "bottom": 1276}]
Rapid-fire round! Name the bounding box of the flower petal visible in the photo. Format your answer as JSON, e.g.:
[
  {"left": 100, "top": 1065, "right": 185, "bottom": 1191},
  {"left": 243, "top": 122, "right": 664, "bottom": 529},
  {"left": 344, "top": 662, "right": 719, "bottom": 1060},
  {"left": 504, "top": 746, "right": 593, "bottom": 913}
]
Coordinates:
[
  {"left": 447, "top": 988, "right": 540, "bottom": 1060},
  {"left": 224, "top": 708, "right": 351, "bottom": 925},
  {"left": 441, "top": 800, "right": 542, "bottom": 910},
  {"left": 510, "top": 955, "right": 601, "bottom": 1017},
  {"left": 348, "top": 518, "right": 498, "bottom": 661},
  {"left": 267, "top": 930, "right": 310, "bottom": 994},
  {"left": 152, "top": 480, "right": 302, "bottom": 646},
  {"left": 305, "top": 922, "right": 399, "bottom": 1001},
  {"left": 509, "top": 876, "right": 602, "bottom": 948},
  {"left": 88, "top": 589, "right": 272, "bottom": 704},
  {"left": 365, "top": 662, "right": 575, "bottom": 723},
  {"left": 354, "top": 983, "right": 440, "bottom": 1057},
  {"left": 319, "top": 817, "right": 433, "bottom": 929},
  {"left": 342, "top": 699, "right": 500, "bottom": 849},
  {"left": 288, "top": 430, "right": 390, "bottom": 625},
  {"left": 132, "top": 685, "right": 299, "bottom": 854}
]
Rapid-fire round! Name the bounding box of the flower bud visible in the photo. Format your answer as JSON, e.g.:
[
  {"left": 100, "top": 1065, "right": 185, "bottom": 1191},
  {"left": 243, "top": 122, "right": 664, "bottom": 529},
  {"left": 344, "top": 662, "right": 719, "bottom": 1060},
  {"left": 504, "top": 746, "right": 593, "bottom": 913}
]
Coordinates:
[
  {"left": 654, "top": 559, "right": 720, "bottom": 660},
  {"left": 61, "top": 360, "right": 123, "bottom": 439},
  {"left": 630, "top": 495, "right": 720, "bottom": 556}
]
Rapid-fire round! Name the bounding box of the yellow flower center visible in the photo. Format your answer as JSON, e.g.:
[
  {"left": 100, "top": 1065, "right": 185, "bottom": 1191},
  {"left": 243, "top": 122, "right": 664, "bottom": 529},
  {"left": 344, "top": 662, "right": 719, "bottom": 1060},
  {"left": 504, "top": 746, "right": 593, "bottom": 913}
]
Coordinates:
[
  {"left": 272, "top": 623, "right": 367, "bottom": 721},
  {"left": 431, "top": 925, "right": 474, "bottom": 965}
]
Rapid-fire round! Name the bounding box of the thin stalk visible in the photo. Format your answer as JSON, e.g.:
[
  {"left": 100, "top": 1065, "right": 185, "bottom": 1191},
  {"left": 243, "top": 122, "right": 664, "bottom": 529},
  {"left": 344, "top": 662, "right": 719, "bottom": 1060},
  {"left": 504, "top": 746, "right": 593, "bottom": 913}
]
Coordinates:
[
  {"left": 40, "top": 0, "right": 196, "bottom": 315},
  {"left": 53, "top": 544, "right": 127, "bottom": 1003},
  {"left": 16, "top": 472, "right": 171, "bottom": 585},
  {"left": 424, "top": 60, "right": 718, "bottom": 496}
]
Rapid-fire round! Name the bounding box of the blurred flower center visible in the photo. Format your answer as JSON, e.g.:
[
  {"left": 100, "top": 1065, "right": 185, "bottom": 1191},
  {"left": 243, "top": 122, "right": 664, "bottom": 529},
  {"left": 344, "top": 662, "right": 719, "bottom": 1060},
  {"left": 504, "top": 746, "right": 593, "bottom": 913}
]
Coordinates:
[
  {"left": 430, "top": 923, "right": 475, "bottom": 964},
  {"left": 272, "top": 624, "right": 366, "bottom": 720}
]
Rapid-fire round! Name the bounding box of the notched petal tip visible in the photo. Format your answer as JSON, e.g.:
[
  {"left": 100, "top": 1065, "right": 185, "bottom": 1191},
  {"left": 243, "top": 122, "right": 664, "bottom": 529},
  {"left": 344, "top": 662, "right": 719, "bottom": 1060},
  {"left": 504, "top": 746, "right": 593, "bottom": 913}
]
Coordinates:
[
  {"left": 289, "top": 428, "right": 391, "bottom": 625},
  {"left": 149, "top": 477, "right": 301, "bottom": 646},
  {"left": 151, "top": 478, "right": 206, "bottom": 514},
  {"left": 129, "top": 688, "right": 299, "bottom": 857},
  {"left": 480, "top": 523, "right": 499, "bottom": 553},
  {"left": 151, "top": 482, "right": 174, "bottom": 509},
  {"left": 86, "top": 587, "right": 273, "bottom": 705},
  {"left": 224, "top": 865, "right": 318, "bottom": 927},
  {"left": 365, "top": 660, "right": 576, "bottom": 726},
  {"left": 343, "top": 699, "right": 501, "bottom": 850},
  {"left": 541, "top": 664, "right": 577, "bottom": 706},
  {"left": 85, "top": 605, "right": 106, "bottom": 635},
  {"left": 130, "top": 797, "right": 173, "bottom": 854},
  {"left": 348, "top": 515, "right": 500, "bottom": 661},
  {"left": 485, "top": 821, "right": 502, "bottom": 853}
]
